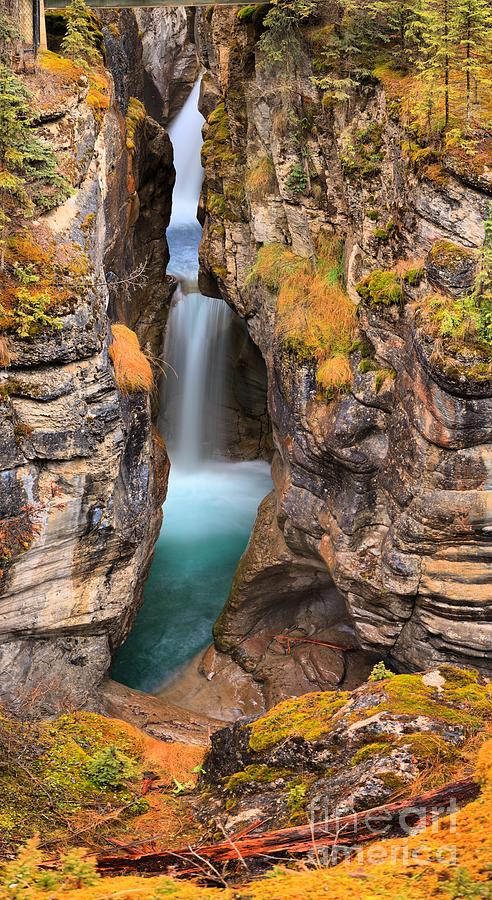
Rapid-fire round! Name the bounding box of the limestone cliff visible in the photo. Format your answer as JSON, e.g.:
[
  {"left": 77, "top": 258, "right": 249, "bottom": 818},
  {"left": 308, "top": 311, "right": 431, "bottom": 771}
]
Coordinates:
[
  {"left": 0, "top": 47, "right": 172, "bottom": 715},
  {"left": 195, "top": 6, "right": 492, "bottom": 700}
]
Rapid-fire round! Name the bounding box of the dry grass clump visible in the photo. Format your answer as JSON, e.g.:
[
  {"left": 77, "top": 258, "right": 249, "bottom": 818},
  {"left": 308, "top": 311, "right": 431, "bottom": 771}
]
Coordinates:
[
  {"left": 249, "top": 238, "right": 356, "bottom": 395},
  {"left": 0, "top": 338, "right": 10, "bottom": 367},
  {"left": 245, "top": 156, "right": 277, "bottom": 200},
  {"left": 126, "top": 97, "right": 146, "bottom": 155},
  {"left": 109, "top": 324, "right": 153, "bottom": 394}
]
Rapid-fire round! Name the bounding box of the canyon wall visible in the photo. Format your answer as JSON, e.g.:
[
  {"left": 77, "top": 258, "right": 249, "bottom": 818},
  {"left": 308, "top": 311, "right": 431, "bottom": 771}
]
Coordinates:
[
  {"left": 0, "top": 16, "right": 187, "bottom": 713},
  {"left": 195, "top": 6, "right": 492, "bottom": 701}
]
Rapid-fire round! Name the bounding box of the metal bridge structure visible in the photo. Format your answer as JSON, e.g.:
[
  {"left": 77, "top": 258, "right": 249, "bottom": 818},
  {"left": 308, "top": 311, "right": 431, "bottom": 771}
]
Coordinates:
[{"left": 45, "top": 0, "right": 250, "bottom": 8}]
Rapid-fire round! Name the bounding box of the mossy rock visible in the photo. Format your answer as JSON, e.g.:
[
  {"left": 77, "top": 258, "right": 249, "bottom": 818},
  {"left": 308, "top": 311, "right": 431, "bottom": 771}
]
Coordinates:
[
  {"left": 224, "top": 765, "right": 293, "bottom": 793},
  {"left": 247, "top": 691, "right": 350, "bottom": 752},
  {"left": 426, "top": 239, "right": 477, "bottom": 298},
  {"left": 356, "top": 269, "right": 402, "bottom": 306}
]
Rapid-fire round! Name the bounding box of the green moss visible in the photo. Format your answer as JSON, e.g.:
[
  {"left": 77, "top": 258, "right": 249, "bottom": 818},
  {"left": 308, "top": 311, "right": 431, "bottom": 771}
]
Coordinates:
[
  {"left": 236, "top": 4, "right": 257, "bottom": 22},
  {"left": 403, "top": 265, "right": 425, "bottom": 286},
  {"left": 211, "top": 264, "right": 228, "bottom": 282},
  {"left": 350, "top": 337, "right": 374, "bottom": 358},
  {"left": 248, "top": 691, "right": 350, "bottom": 753},
  {"left": 366, "top": 208, "right": 380, "bottom": 221},
  {"left": 378, "top": 772, "right": 407, "bottom": 794},
  {"left": 373, "top": 219, "right": 395, "bottom": 243},
  {"left": 224, "top": 765, "right": 293, "bottom": 793},
  {"left": 351, "top": 742, "right": 391, "bottom": 766},
  {"left": 206, "top": 190, "right": 227, "bottom": 217},
  {"left": 358, "top": 357, "right": 379, "bottom": 374},
  {"left": 126, "top": 97, "right": 146, "bottom": 155},
  {"left": 429, "top": 239, "right": 476, "bottom": 272},
  {"left": 356, "top": 270, "right": 402, "bottom": 306},
  {"left": 201, "top": 101, "right": 238, "bottom": 177},
  {"left": 374, "top": 367, "right": 396, "bottom": 392},
  {"left": 380, "top": 670, "right": 492, "bottom": 731}
]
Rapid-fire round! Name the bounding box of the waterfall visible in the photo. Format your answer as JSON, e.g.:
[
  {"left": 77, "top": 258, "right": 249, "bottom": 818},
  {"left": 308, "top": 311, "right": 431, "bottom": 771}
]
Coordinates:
[
  {"left": 167, "top": 79, "right": 204, "bottom": 226},
  {"left": 161, "top": 289, "right": 231, "bottom": 468},
  {"left": 111, "top": 81, "right": 271, "bottom": 695},
  {"left": 160, "top": 79, "right": 233, "bottom": 468}
]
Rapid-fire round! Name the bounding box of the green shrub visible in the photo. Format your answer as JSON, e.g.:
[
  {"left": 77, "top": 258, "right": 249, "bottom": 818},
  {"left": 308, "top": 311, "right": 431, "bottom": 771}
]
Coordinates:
[
  {"left": 6, "top": 288, "right": 63, "bottom": 338},
  {"left": 85, "top": 745, "right": 137, "bottom": 790},
  {"left": 285, "top": 162, "right": 308, "bottom": 195},
  {"left": 369, "top": 661, "right": 396, "bottom": 682}
]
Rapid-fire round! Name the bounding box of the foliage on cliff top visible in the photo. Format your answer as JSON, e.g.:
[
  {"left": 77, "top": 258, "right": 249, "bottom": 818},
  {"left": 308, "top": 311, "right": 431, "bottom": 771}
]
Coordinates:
[
  {"left": 0, "top": 708, "right": 205, "bottom": 861},
  {"left": 60, "top": 0, "right": 102, "bottom": 68},
  {"left": 109, "top": 324, "right": 153, "bottom": 394},
  {"left": 0, "top": 62, "right": 72, "bottom": 268},
  {"left": 2, "top": 733, "right": 492, "bottom": 899},
  {"left": 248, "top": 237, "right": 356, "bottom": 396}
]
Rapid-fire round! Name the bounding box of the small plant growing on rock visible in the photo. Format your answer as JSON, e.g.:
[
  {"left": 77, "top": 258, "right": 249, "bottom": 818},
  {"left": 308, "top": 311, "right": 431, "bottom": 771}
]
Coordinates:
[
  {"left": 357, "top": 270, "right": 403, "bottom": 306},
  {"left": 7, "top": 288, "right": 63, "bottom": 338},
  {"left": 369, "top": 661, "right": 396, "bottom": 682},
  {"left": 109, "top": 323, "right": 153, "bottom": 394},
  {"left": 85, "top": 745, "right": 137, "bottom": 790},
  {"left": 285, "top": 162, "right": 308, "bottom": 195}
]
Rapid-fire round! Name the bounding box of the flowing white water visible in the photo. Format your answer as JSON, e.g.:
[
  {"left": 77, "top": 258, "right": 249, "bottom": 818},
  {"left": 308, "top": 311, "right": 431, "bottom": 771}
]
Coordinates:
[
  {"left": 112, "top": 83, "right": 271, "bottom": 693},
  {"left": 167, "top": 79, "right": 204, "bottom": 226}
]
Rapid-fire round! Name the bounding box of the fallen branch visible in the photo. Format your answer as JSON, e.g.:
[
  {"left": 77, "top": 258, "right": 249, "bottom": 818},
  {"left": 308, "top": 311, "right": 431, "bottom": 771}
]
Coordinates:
[{"left": 96, "top": 777, "right": 479, "bottom": 875}]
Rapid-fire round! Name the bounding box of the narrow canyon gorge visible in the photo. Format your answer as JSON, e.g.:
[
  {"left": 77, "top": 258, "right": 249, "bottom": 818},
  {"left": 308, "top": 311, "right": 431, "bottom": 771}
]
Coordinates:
[{"left": 0, "top": 0, "right": 491, "bottom": 895}]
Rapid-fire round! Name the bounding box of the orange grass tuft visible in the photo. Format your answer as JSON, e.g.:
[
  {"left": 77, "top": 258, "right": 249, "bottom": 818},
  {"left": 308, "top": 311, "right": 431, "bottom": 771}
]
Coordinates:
[
  {"left": 316, "top": 354, "right": 352, "bottom": 392},
  {"left": 0, "top": 337, "right": 10, "bottom": 367},
  {"left": 109, "top": 324, "right": 153, "bottom": 394},
  {"left": 245, "top": 156, "right": 277, "bottom": 200},
  {"left": 249, "top": 240, "right": 356, "bottom": 394}
]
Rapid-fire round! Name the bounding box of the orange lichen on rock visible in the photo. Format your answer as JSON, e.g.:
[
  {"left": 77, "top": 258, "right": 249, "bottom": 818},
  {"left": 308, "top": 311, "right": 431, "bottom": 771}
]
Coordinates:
[{"left": 109, "top": 324, "right": 153, "bottom": 394}]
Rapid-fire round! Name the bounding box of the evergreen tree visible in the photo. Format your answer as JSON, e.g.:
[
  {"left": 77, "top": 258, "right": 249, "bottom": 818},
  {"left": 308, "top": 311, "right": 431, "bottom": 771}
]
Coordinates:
[
  {"left": 0, "top": 65, "right": 33, "bottom": 168},
  {"left": 367, "top": 0, "right": 418, "bottom": 67},
  {"left": 415, "top": 0, "right": 454, "bottom": 131},
  {"left": 61, "top": 0, "right": 100, "bottom": 67},
  {"left": 451, "top": 0, "right": 492, "bottom": 123}
]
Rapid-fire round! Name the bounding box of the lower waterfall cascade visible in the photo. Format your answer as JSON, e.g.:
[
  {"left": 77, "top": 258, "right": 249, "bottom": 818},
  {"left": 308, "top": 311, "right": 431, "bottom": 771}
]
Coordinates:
[{"left": 111, "top": 81, "right": 271, "bottom": 694}]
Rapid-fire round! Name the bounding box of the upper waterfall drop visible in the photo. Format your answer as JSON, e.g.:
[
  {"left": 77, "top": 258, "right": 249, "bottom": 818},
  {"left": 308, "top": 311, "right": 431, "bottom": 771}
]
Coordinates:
[
  {"left": 167, "top": 79, "right": 204, "bottom": 226},
  {"left": 160, "top": 77, "right": 233, "bottom": 469}
]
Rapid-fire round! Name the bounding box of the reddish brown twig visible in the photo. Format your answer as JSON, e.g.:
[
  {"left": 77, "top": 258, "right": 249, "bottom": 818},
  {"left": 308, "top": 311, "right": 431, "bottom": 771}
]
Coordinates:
[{"left": 273, "top": 635, "right": 355, "bottom": 654}]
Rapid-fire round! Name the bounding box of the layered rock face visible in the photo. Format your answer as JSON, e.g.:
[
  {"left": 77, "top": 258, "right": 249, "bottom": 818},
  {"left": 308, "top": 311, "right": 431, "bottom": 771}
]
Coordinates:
[
  {"left": 0, "top": 49, "right": 173, "bottom": 715},
  {"left": 196, "top": 7, "right": 492, "bottom": 695}
]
